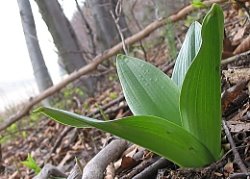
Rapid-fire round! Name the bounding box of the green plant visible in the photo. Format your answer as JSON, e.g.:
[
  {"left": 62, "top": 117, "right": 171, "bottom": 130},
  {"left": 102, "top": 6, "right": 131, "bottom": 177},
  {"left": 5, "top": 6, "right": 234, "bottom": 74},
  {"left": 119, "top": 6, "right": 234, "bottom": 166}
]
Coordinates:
[
  {"left": 22, "top": 154, "right": 41, "bottom": 174},
  {"left": 36, "top": 4, "right": 224, "bottom": 168},
  {"left": 52, "top": 84, "right": 85, "bottom": 110},
  {"left": 192, "top": 0, "right": 206, "bottom": 8}
]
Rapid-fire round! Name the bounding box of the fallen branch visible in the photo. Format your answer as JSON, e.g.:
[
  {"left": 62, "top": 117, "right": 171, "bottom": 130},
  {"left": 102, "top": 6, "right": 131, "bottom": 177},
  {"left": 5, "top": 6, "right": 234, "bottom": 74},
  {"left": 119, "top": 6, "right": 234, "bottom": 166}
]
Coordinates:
[
  {"left": 0, "top": 0, "right": 226, "bottom": 132},
  {"left": 82, "top": 139, "right": 128, "bottom": 179},
  {"left": 34, "top": 164, "right": 67, "bottom": 179}
]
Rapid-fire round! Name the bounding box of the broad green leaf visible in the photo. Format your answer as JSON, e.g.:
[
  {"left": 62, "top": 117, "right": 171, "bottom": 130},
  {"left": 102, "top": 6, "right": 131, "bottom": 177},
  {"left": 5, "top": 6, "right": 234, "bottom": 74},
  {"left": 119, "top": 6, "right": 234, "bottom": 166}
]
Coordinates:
[
  {"left": 37, "top": 107, "right": 214, "bottom": 167},
  {"left": 116, "top": 55, "right": 182, "bottom": 126},
  {"left": 171, "top": 21, "right": 201, "bottom": 87},
  {"left": 180, "top": 4, "right": 223, "bottom": 160}
]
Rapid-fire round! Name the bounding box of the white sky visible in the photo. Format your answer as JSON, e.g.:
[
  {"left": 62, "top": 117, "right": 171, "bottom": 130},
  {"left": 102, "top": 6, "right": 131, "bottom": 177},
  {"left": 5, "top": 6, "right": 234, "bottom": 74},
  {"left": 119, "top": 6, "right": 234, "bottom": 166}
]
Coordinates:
[{"left": 0, "top": 0, "right": 79, "bottom": 84}]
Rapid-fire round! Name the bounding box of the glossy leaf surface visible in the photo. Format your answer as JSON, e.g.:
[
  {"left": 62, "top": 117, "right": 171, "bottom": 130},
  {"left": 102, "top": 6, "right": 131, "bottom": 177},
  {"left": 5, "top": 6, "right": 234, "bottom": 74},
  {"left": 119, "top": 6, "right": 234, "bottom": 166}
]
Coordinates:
[
  {"left": 180, "top": 4, "right": 223, "bottom": 160},
  {"left": 37, "top": 107, "right": 214, "bottom": 167},
  {"left": 117, "top": 55, "right": 181, "bottom": 126},
  {"left": 172, "top": 21, "right": 201, "bottom": 87}
]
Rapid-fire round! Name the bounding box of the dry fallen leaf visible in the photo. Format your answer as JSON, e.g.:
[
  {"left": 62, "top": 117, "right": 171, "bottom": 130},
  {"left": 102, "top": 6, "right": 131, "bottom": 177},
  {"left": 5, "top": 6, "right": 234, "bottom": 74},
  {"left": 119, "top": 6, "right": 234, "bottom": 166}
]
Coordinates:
[
  {"left": 232, "top": 26, "right": 246, "bottom": 44},
  {"left": 224, "top": 161, "right": 234, "bottom": 176},
  {"left": 221, "top": 80, "right": 248, "bottom": 114},
  {"left": 234, "top": 35, "right": 250, "bottom": 54},
  {"left": 223, "top": 36, "right": 234, "bottom": 58},
  {"left": 230, "top": 102, "right": 249, "bottom": 121},
  {"left": 120, "top": 155, "right": 138, "bottom": 170},
  {"left": 223, "top": 69, "right": 250, "bottom": 85}
]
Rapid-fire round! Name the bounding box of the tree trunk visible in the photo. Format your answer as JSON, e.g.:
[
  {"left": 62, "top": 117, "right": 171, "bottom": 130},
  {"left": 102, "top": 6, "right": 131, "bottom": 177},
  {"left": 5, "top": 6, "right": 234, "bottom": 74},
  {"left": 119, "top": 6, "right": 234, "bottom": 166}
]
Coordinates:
[
  {"left": 34, "top": 0, "right": 95, "bottom": 95},
  {"left": 87, "top": 0, "right": 131, "bottom": 51},
  {"left": 17, "top": 0, "right": 53, "bottom": 105}
]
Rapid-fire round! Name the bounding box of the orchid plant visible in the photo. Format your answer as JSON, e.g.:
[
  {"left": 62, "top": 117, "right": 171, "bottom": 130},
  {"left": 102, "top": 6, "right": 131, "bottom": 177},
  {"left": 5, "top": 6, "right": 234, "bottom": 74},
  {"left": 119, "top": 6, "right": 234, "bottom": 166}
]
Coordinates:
[{"left": 36, "top": 4, "right": 224, "bottom": 168}]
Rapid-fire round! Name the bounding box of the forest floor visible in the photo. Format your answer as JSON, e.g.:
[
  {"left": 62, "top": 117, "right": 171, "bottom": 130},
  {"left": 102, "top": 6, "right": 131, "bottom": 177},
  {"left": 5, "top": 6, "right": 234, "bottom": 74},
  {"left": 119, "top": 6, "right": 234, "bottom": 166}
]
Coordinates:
[{"left": 1, "top": 2, "right": 250, "bottom": 179}]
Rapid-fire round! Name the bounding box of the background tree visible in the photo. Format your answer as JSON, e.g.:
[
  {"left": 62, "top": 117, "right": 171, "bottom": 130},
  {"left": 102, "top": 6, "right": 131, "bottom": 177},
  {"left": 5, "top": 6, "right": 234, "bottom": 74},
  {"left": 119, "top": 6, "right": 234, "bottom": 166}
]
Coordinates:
[
  {"left": 86, "top": 0, "right": 131, "bottom": 51},
  {"left": 17, "top": 0, "right": 53, "bottom": 105},
  {"left": 34, "top": 0, "right": 95, "bottom": 95}
]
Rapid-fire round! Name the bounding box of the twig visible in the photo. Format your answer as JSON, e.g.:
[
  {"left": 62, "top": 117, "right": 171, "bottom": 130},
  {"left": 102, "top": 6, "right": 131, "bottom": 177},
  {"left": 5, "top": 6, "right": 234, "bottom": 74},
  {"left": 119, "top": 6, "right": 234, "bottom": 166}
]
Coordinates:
[
  {"left": 0, "top": 0, "right": 226, "bottom": 132},
  {"left": 221, "top": 50, "right": 250, "bottom": 66},
  {"left": 133, "top": 157, "right": 171, "bottom": 179},
  {"left": 161, "top": 61, "right": 175, "bottom": 73},
  {"left": 82, "top": 139, "right": 128, "bottom": 179},
  {"left": 90, "top": 68, "right": 115, "bottom": 78},
  {"left": 229, "top": 172, "right": 250, "bottom": 179},
  {"left": 110, "top": 0, "right": 128, "bottom": 54},
  {"left": 222, "top": 120, "right": 248, "bottom": 173},
  {"left": 130, "top": 0, "right": 147, "bottom": 60},
  {"left": 87, "top": 95, "right": 125, "bottom": 117},
  {"left": 220, "top": 144, "right": 249, "bottom": 163},
  {"left": 94, "top": 104, "right": 128, "bottom": 119},
  {"left": 120, "top": 157, "right": 159, "bottom": 179}
]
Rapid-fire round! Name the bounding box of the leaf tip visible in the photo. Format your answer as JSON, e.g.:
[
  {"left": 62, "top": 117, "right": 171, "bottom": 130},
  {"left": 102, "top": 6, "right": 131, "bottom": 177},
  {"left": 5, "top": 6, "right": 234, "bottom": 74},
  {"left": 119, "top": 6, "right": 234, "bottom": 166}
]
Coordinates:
[
  {"left": 210, "top": 3, "right": 223, "bottom": 17},
  {"left": 116, "top": 54, "right": 127, "bottom": 68},
  {"left": 116, "top": 54, "right": 126, "bottom": 62},
  {"left": 33, "top": 107, "right": 44, "bottom": 114},
  {"left": 193, "top": 21, "right": 201, "bottom": 27}
]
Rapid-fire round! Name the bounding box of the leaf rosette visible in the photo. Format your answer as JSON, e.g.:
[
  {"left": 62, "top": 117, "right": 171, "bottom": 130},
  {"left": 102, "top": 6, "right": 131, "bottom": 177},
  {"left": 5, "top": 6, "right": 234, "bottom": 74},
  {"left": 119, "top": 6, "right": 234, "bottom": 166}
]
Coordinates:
[{"left": 36, "top": 4, "right": 224, "bottom": 168}]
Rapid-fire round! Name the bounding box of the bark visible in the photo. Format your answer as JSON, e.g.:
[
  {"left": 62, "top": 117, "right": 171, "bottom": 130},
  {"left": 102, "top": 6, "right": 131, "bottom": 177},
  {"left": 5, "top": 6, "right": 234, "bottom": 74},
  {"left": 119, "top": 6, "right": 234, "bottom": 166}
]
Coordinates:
[
  {"left": 17, "top": 0, "right": 53, "bottom": 95},
  {"left": 34, "top": 164, "right": 67, "bottom": 179},
  {"left": 87, "top": 0, "right": 131, "bottom": 51},
  {"left": 75, "top": 0, "right": 97, "bottom": 57},
  {"left": 34, "top": 0, "right": 94, "bottom": 94},
  {"left": 82, "top": 139, "right": 128, "bottom": 179}
]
